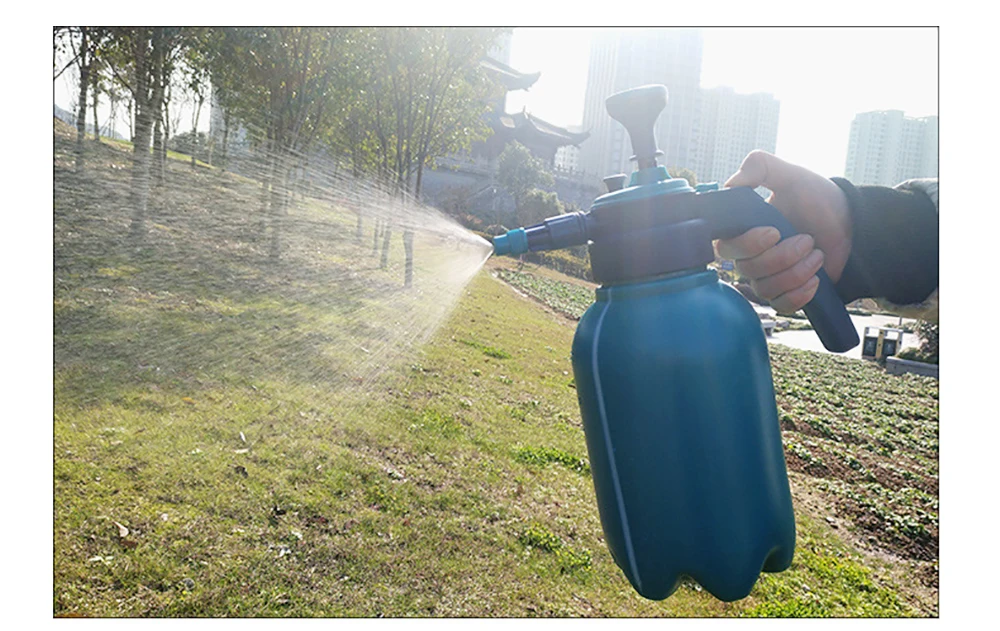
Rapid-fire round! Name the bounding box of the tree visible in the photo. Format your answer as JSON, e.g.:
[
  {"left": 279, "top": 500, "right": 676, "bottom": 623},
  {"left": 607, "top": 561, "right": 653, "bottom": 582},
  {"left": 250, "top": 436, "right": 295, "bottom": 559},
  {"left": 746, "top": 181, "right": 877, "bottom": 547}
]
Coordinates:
[
  {"left": 497, "top": 141, "right": 555, "bottom": 204},
  {"left": 207, "top": 28, "right": 351, "bottom": 260},
  {"left": 497, "top": 141, "right": 557, "bottom": 226},
  {"left": 516, "top": 188, "right": 563, "bottom": 228},
  {"left": 57, "top": 27, "right": 109, "bottom": 170},
  {"left": 99, "top": 28, "right": 191, "bottom": 240},
  {"left": 173, "top": 33, "right": 212, "bottom": 175},
  {"left": 101, "top": 28, "right": 157, "bottom": 241},
  {"left": 337, "top": 27, "right": 507, "bottom": 286}
]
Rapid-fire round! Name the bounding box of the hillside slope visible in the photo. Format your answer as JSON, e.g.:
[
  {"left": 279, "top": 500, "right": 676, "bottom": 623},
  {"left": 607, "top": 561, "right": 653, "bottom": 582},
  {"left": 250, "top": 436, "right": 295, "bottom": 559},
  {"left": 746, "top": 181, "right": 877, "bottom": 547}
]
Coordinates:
[{"left": 53, "top": 120, "right": 937, "bottom": 617}]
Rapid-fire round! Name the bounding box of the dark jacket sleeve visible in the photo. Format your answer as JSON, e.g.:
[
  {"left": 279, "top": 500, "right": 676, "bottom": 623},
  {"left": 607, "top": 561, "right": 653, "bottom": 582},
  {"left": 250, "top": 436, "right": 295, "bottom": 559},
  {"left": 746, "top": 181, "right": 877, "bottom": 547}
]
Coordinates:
[{"left": 830, "top": 177, "right": 939, "bottom": 321}]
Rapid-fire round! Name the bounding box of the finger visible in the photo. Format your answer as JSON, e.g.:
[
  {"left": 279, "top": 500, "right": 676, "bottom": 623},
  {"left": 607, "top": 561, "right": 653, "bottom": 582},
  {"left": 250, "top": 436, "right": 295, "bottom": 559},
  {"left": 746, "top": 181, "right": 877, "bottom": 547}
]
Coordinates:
[
  {"left": 769, "top": 275, "right": 821, "bottom": 315},
  {"left": 753, "top": 248, "right": 825, "bottom": 301},
  {"left": 735, "top": 233, "right": 815, "bottom": 280},
  {"left": 715, "top": 226, "right": 781, "bottom": 260},
  {"left": 724, "top": 150, "right": 798, "bottom": 191}
]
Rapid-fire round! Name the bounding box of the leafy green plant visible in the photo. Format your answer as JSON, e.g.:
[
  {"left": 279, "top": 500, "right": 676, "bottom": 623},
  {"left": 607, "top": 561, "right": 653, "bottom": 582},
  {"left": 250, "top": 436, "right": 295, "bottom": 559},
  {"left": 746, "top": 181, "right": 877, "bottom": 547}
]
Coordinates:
[
  {"left": 518, "top": 524, "right": 563, "bottom": 552},
  {"left": 459, "top": 338, "right": 511, "bottom": 359},
  {"left": 518, "top": 524, "right": 592, "bottom": 574},
  {"left": 513, "top": 445, "right": 590, "bottom": 475},
  {"left": 496, "top": 269, "right": 594, "bottom": 319}
]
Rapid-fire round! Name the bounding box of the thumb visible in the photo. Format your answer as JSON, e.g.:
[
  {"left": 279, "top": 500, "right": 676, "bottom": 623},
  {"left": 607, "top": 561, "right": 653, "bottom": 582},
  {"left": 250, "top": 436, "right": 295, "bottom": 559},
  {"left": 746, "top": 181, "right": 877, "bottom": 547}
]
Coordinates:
[
  {"left": 724, "top": 150, "right": 794, "bottom": 191},
  {"left": 724, "top": 150, "right": 770, "bottom": 189}
]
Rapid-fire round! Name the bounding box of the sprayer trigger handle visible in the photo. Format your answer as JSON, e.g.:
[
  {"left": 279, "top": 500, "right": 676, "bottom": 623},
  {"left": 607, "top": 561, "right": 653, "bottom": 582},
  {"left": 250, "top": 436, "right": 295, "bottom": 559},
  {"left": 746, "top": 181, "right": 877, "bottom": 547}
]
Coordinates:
[{"left": 711, "top": 188, "right": 859, "bottom": 353}]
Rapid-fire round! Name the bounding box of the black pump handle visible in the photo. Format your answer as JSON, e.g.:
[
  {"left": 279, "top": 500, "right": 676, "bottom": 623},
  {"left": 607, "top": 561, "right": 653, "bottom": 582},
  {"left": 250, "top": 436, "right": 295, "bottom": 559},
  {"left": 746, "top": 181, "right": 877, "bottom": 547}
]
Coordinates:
[{"left": 697, "top": 187, "right": 859, "bottom": 353}]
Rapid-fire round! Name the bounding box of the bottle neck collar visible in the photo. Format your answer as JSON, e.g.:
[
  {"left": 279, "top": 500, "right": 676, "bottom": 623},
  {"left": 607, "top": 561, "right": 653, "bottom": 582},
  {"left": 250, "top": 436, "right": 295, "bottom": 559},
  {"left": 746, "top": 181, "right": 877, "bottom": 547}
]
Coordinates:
[{"left": 596, "top": 269, "right": 717, "bottom": 302}]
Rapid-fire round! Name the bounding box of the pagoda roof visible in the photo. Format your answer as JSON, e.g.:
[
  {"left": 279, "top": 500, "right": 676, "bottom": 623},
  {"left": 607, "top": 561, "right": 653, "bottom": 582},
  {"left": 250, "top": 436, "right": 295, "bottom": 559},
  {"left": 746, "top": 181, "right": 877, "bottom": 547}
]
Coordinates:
[
  {"left": 494, "top": 109, "right": 590, "bottom": 148},
  {"left": 479, "top": 56, "right": 541, "bottom": 91}
]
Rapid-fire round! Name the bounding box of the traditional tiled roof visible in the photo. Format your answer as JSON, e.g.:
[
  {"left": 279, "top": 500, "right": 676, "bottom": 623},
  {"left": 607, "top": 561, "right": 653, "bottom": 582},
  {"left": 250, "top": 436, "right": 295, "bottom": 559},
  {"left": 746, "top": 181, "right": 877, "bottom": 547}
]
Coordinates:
[
  {"left": 494, "top": 110, "right": 590, "bottom": 148},
  {"left": 479, "top": 56, "right": 541, "bottom": 91}
]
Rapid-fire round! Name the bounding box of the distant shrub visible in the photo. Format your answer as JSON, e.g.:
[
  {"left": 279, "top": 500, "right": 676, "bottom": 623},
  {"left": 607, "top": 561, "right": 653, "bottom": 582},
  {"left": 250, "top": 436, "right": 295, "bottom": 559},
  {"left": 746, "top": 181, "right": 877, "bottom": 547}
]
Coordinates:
[
  {"left": 523, "top": 250, "right": 593, "bottom": 282},
  {"left": 897, "top": 320, "right": 938, "bottom": 364}
]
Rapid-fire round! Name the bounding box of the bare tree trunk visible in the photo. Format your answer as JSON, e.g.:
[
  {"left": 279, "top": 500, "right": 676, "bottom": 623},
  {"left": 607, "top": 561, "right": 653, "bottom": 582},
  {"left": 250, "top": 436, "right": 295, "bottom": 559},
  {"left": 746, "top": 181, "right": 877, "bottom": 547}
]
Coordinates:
[
  {"left": 126, "top": 96, "right": 134, "bottom": 143},
  {"left": 220, "top": 109, "right": 231, "bottom": 172},
  {"left": 152, "top": 115, "right": 163, "bottom": 188},
  {"left": 406, "top": 171, "right": 423, "bottom": 288},
  {"left": 162, "top": 86, "right": 170, "bottom": 178},
  {"left": 380, "top": 224, "right": 392, "bottom": 269},
  {"left": 372, "top": 218, "right": 381, "bottom": 255},
  {"left": 191, "top": 93, "right": 204, "bottom": 169},
  {"left": 128, "top": 29, "right": 156, "bottom": 244},
  {"left": 74, "top": 29, "right": 90, "bottom": 171},
  {"left": 91, "top": 67, "right": 100, "bottom": 143},
  {"left": 403, "top": 229, "right": 414, "bottom": 287},
  {"left": 414, "top": 161, "right": 426, "bottom": 200},
  {"left": 257, "top": 130, "right": 275, "bottom": 238},
  {"left": 108, "top": 91, "right": 117, "bottom": 139},
  {"left": 150, "top": 32, "right": 166, "bottom": 194},
  {"left": 268, "top": 161, "right": 288, "bottom": 261}
]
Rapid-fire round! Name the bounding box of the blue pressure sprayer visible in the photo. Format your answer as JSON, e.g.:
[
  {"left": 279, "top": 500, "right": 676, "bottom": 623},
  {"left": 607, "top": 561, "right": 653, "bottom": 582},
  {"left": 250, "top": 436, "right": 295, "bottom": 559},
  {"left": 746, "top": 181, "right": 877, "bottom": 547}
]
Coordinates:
[{"left": 493, "top": 85, "right": 860, "bottom": 602}]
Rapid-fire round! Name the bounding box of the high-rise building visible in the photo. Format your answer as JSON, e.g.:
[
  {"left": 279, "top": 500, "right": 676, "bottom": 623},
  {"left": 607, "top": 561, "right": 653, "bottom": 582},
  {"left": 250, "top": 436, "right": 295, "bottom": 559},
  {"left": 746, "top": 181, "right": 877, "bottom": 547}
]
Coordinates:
[
  {"left": 579, "top": 28, "right": 703, "bottom": 181},
  {"left": 844, "top": 110, "right": 938, "bottom": 186},
  {"left": 488, "top": 31, "right": 513, "bottom": 66},
  {"left": 692, "top": 87, "right": 780, "bottom": 186},
  {"left": 554, "top": 125, "right": 584, "bottom": 173}
]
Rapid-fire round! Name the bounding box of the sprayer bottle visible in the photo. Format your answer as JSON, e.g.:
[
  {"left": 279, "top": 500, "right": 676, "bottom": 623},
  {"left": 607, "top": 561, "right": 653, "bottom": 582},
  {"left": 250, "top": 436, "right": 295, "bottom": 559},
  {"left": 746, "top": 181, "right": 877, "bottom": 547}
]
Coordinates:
[{"left": 492, "top": 85, "right": 859, "bottom": 602}]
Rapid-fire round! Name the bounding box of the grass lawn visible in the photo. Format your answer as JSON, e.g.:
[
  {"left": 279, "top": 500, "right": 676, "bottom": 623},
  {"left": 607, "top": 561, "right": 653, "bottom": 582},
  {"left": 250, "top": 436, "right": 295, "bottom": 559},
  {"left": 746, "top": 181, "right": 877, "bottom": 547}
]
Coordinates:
[{"left": 53, "top": 119, "right": 938, "bottom": 617}]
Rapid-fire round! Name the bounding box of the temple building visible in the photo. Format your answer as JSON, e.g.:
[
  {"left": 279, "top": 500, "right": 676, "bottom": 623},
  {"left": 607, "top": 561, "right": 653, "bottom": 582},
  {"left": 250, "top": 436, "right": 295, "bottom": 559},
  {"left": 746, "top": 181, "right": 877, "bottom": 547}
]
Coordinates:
[
  {"left": 419, "top": 55, "right": 597, "bottom": 222},
  {"left": 469, "top": 56, "right": 590, "bottom": 167}
]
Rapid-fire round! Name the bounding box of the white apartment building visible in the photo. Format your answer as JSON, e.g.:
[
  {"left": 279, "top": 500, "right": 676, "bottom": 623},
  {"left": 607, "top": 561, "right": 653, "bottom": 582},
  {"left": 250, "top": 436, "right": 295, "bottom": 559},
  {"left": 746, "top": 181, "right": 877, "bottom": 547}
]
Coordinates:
[
  {"left": 554, "top": 125, "right": 584, "bottom": 173},
  {"left": 692, "top": 87, "right": 780, "bottom": 186},
  {"left": 579, "top": 28, "right": 703, "bottom": 181},
  {"left": 844, "top": 110, "right": 938, "bottom": 186}
]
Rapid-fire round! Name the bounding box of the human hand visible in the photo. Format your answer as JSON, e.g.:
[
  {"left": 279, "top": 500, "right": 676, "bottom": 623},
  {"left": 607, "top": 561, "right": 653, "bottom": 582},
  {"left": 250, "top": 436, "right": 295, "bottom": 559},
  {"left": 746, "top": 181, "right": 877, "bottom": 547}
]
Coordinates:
[{"left": 716, "top": 150, "right": 853, "bottom": 314}]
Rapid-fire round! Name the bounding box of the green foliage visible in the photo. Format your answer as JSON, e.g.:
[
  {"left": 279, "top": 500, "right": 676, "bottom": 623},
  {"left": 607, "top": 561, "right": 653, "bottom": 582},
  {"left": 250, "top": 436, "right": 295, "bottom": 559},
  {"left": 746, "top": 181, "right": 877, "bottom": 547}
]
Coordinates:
[
  {"left": 770, "top": 343, "right": 938, "bottom": 560},
  {"left": 168, "top": 131, "right": 210, "bottom": 163},
  {"left": 495, "top": 269, "right": 594, "bottom": 319},
  {"left": 555, "top": 547, "right": 593, "bottom": 573},
  {"left": 518, "top": 524, "right": 563, "bottom": 552},
  {"left": 518, "top": 524, "right": 592, "bottom": 573},
  {"left": 497, "top": 141, "right": 555, "bottom": 204},
  {"left": 523, "top": 250, "right": 593, "bottom": 282},
  {"left": 742, "top": 598, "right": 827, "bottom": 618},
  {"left": 459, "top": 339, "right": 511, "bottom": 359},
  {"left": 516, "top": 189, "right": 563, "bottom": 228},
  {"left": 409, "top": 408, "right": 463, "bottom": 438},
  {"left": 917, "top": 320, "right": 938, "bottom": 361},
  {"left": 207, "top": 28, "right": 352, "bottom": 155},
  {"left": 896, "top": 320, "right": 938, "bottom": 364},
  {"left": 513, "top": 445, "right": 590, "bottom": 475},
  {"left": 347, "top": 28, "right": 507, "bottom": 191}
]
